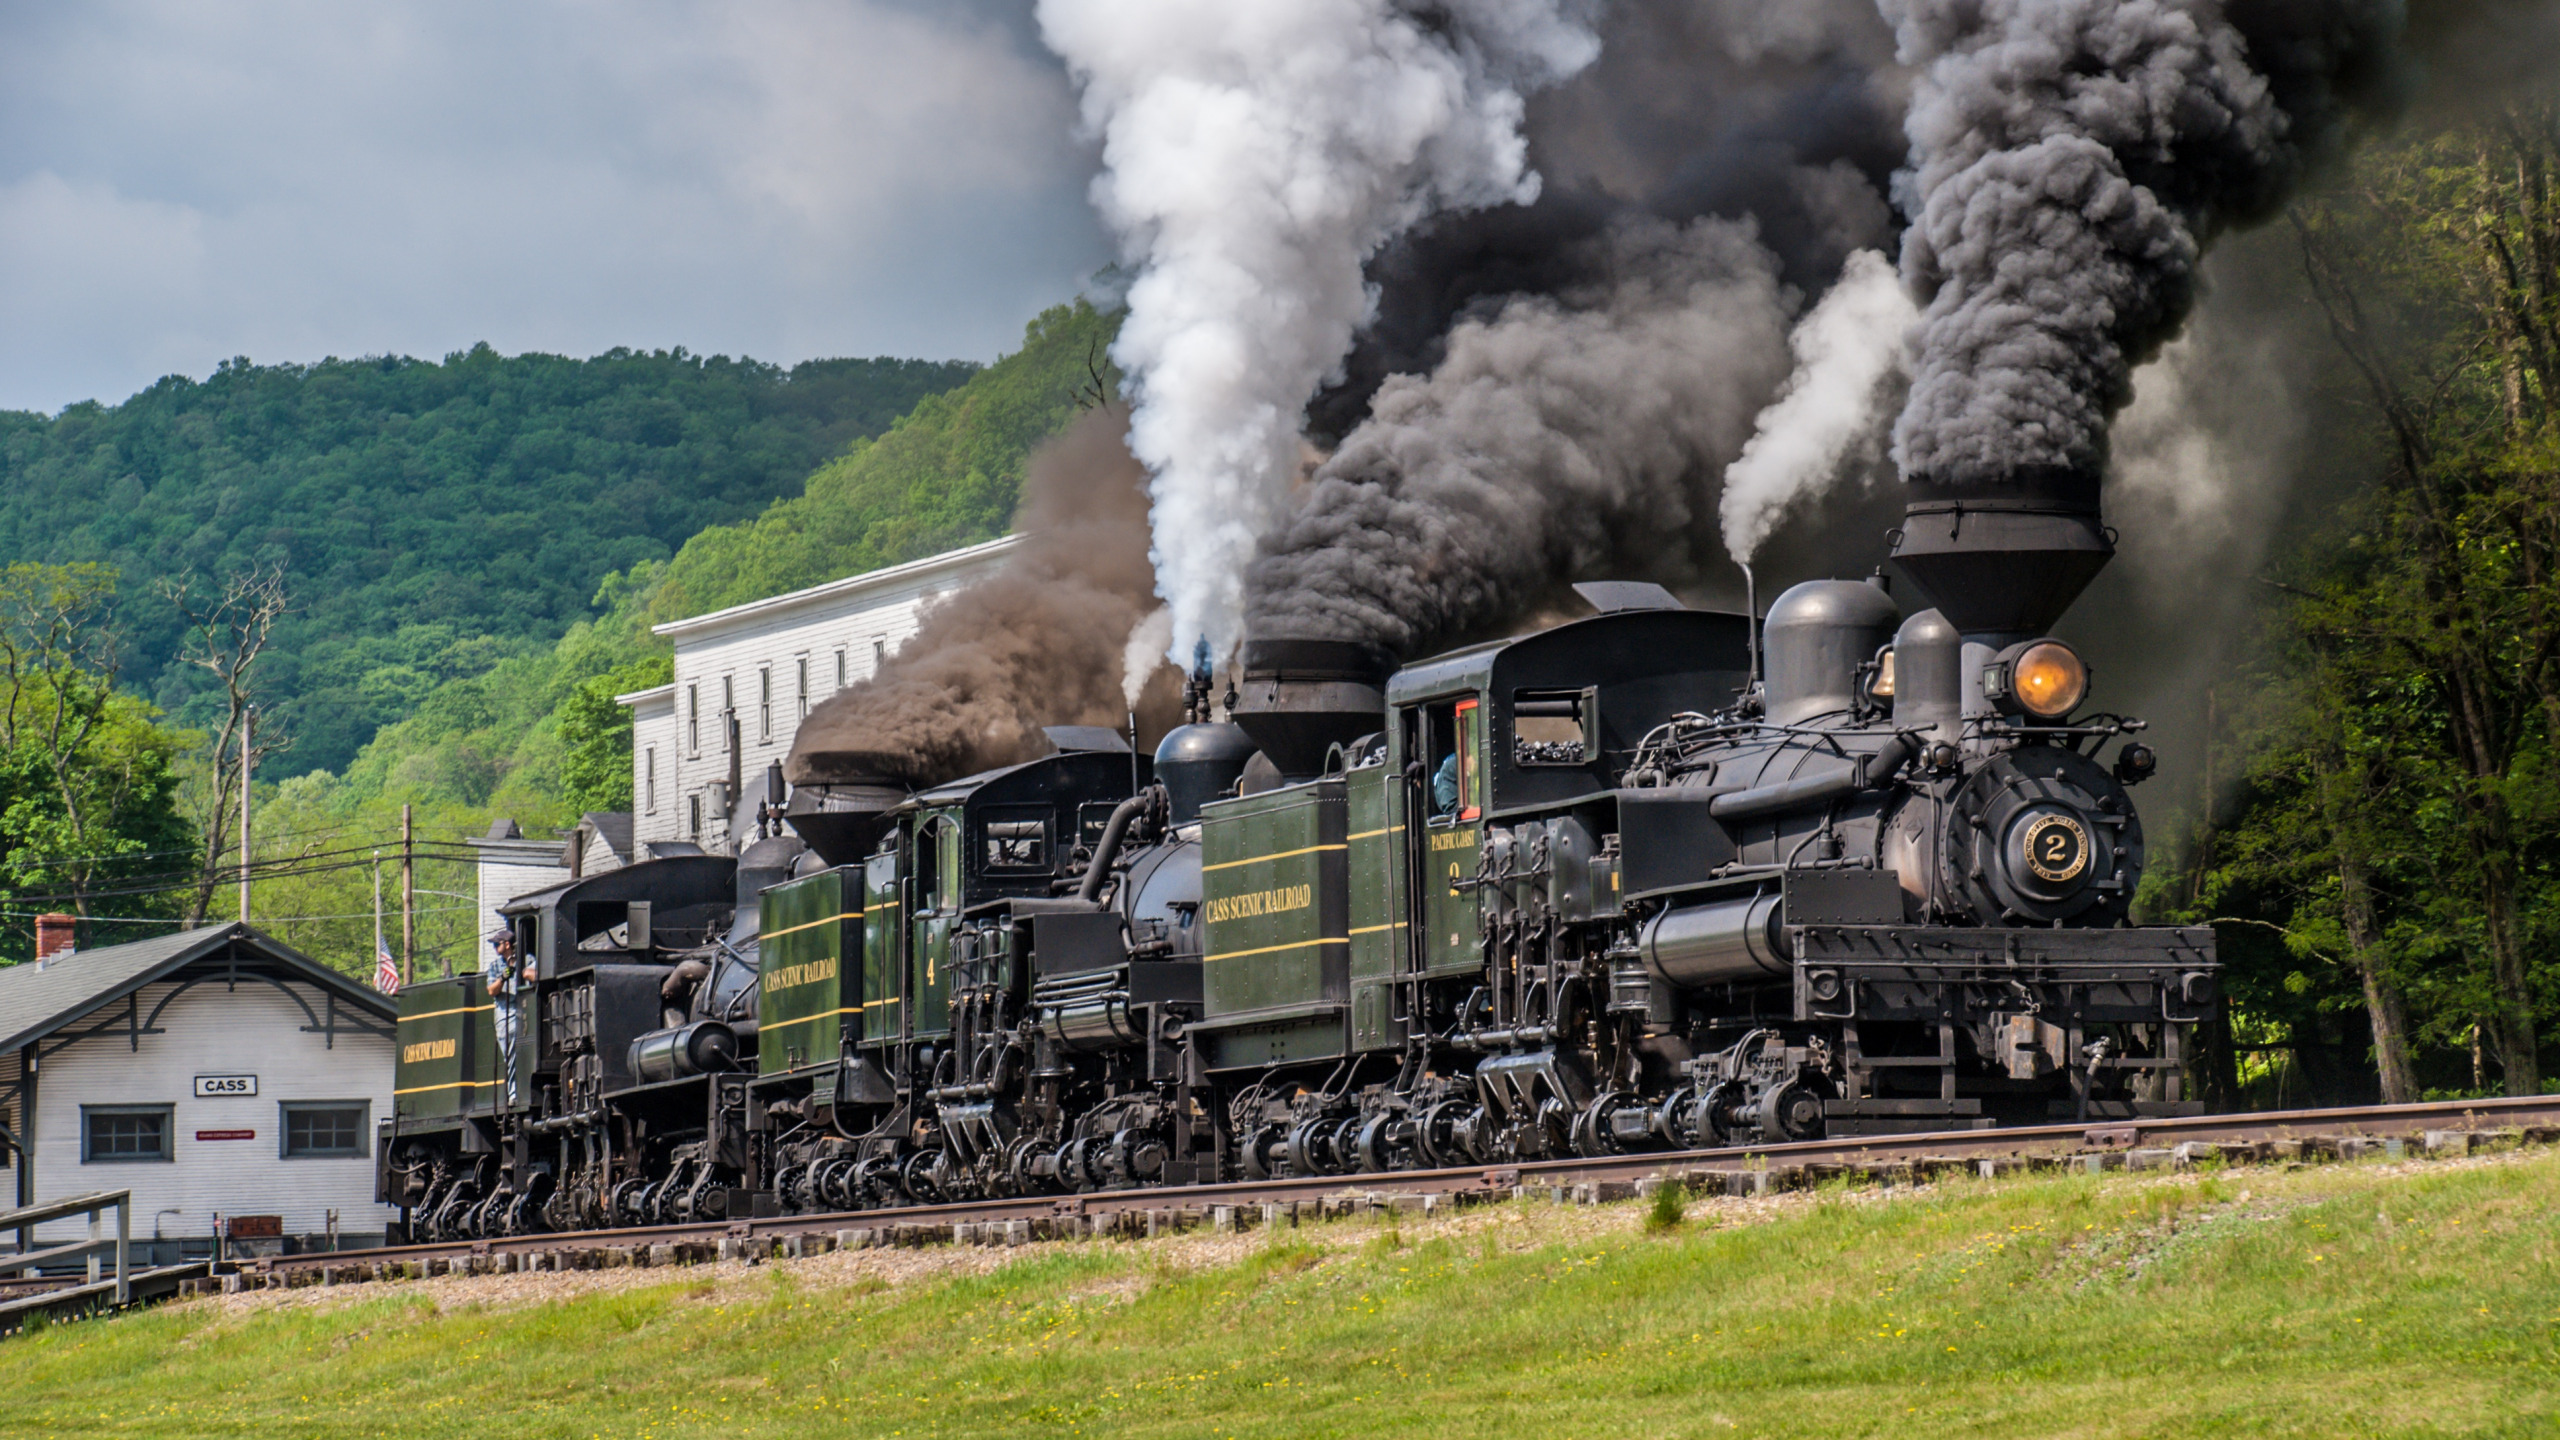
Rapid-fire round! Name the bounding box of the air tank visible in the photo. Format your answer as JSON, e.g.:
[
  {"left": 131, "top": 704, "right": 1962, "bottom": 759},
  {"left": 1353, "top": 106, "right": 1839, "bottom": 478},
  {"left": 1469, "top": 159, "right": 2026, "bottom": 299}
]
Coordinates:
[
  {"left": 628, "top": 1020, "right": 740, "bottom": 1083},
  {"left": 1639, "top": 891, "right": 1787, "bottom": 988}
]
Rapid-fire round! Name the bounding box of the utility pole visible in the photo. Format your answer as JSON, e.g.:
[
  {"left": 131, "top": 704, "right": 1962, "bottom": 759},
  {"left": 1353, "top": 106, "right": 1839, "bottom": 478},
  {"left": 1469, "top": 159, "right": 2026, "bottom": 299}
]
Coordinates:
[
  {"left": 401, "top": 803, "right": 415, "bottom": 986},
  {"left": 237, "top": 705, "right": 254, "bottom": 924}
]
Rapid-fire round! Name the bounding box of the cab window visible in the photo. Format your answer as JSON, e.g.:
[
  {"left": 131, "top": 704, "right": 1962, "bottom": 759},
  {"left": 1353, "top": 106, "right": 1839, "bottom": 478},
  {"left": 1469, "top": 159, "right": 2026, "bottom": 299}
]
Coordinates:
[
  {"left": 980, "top": 807, "right": 1050, "bottom": 871},
  {"left": 912, "top": 818, "right": 940, "bottom": 911},
  {"left": 1425, "top": 697, "right": 1483, "bottom": 822}
]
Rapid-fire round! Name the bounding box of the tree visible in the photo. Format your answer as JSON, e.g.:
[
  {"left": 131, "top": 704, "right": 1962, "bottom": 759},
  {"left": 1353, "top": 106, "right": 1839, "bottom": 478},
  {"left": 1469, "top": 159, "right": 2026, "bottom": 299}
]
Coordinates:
[
  {"left": 558, "top": 655, "right": 673, "bottom": 814},
  {"left": 0, "top": 563, "right": 194, "bottom": 957},
  {"left": 2254, "top": 109, "right": 2560, "bottom": 1096},
  {"left": 160, "top": 566, "right": 290, "bottom": 926}
]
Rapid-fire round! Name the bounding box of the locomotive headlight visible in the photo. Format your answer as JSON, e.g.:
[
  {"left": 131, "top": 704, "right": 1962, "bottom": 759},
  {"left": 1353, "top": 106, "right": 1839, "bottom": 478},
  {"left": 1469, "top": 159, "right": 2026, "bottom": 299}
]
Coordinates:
[{"left": 1984, "top": 639, "right": 2087, "bottom": 720}]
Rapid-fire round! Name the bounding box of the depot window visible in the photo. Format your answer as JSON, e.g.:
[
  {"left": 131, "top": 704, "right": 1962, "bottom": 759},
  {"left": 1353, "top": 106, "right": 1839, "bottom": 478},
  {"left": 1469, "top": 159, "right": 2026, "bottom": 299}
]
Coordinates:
[
  {"left": 82, "top": 1104, "right": 172, "bottom": 1163},
  {"left": 281, "top": 1101, "right": 369, "bottom": 1160},
  {"left": 759, "top": 666, "right": 773, "bottom": 741}
]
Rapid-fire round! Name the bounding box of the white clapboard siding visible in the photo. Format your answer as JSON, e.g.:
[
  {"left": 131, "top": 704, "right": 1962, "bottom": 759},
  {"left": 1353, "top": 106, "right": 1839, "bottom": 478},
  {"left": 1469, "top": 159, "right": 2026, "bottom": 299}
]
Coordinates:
[
  {"left": 629, "top": 534, "right": 1020, "bottom": 851},
  {"left": 23, "top": 977, "right": 394, "bottom": 1245},
  {"left": 627, "top": 685, "right": 678, "bottom": 843}
]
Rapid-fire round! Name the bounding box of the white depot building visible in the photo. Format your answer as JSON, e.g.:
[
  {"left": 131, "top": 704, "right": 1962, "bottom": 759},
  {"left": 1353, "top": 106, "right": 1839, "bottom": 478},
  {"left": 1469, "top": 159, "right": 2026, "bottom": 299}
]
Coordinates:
[
  {"left": 619, "top": 534, "right": 1018, "bottom": 853},
  {"left": 466, "top": 535, "right": 1018, "bottom": 932},
  {"left": 0, "top": 924, "right": 398, "bottom": 1264}
]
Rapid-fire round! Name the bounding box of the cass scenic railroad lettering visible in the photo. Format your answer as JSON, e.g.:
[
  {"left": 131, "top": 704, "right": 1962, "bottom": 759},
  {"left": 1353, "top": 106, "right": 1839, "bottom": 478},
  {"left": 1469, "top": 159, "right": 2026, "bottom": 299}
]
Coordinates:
[
  {"left": 402, "top": 1037, "right": 456, "bottom": 1064},
  {"left": 1205, "top": 883, "right": 1313, "bottom": 926},
  {"left": 764, "top": 957, "right": 838, "bottom": 992}
]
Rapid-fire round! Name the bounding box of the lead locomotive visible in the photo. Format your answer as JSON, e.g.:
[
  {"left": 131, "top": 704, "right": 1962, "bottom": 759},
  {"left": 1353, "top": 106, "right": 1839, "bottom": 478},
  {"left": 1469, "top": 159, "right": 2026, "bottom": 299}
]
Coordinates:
[{"left": 380, "top": 468, "right": 2215, "bottom": 1232}]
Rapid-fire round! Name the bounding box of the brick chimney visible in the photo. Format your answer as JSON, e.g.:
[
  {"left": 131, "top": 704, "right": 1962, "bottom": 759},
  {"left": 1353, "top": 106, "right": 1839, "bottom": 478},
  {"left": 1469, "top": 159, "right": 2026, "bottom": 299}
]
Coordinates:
[{"left": 34, "top": 913, "right": 76, "bottom": 962}]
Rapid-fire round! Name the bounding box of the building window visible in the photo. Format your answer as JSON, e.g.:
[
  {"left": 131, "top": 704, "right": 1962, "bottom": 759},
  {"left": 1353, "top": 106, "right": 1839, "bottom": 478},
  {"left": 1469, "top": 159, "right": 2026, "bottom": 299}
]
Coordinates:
[
  {"left": 835, "top": 648, "right": 847, "bottom": 690},
  {"left": 0, "top": 1103, "right": 13, "bottom": 1169},
  {"left": 796, "top": 656, "right": 809, "bottom": 718},
  {"left": 82, "top": 1104, "right": 173, "bottom": 1163},
  {"left": 281, "top": 1102, "right": 369, "bottom": 1159},
  {"left": 721, "top": 675, "right": 735, "bottom": 749},
  {"left": 872, "top": 637, "right": 886, "bottom": 669},
  {"left": 688, "top": 794, "right": 703, "bottom": 839},
  {"left": 759, "top": 666, "right": 772, "bottom": 741},
  {"left": 686, "top": 683, "right": 699, "bottom": 755},
  {"left": 644, "top": 747, "right": 658, "bottom": 815}
]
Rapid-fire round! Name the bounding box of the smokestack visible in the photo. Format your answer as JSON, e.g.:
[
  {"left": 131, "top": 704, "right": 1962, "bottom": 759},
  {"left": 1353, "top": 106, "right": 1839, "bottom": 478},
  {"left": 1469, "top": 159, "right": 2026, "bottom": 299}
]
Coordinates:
[
  {"left": 1886, "top": 467, "right": 2113, "bottom": 637},
  {"left": 1230, "top": 637, "right": 1396, "bottom": 779},
  {"left": 34, "top": 913, "right": 75, "bottom": 962}
]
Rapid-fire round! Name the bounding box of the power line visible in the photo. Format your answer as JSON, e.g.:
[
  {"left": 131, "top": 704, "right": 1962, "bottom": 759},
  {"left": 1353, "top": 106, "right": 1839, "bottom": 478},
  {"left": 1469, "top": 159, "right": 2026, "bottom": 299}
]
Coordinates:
[{"left": 0, "top": 903, "right": 478, "bottom": 924}]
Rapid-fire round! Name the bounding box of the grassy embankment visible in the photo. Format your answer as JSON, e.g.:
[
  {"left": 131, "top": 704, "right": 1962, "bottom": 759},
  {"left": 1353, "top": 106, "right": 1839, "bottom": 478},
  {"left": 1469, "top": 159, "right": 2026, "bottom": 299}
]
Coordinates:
[{"left": 6, "top": 1148, "right": 2557, "bottom": 1438}]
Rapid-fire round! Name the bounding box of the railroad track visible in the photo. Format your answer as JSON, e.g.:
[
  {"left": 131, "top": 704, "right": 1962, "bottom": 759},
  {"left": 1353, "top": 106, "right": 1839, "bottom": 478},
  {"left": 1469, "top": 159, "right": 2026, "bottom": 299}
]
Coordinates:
[{"left": 223, "top": 1093, "right": 2560, "bottom": 1294}]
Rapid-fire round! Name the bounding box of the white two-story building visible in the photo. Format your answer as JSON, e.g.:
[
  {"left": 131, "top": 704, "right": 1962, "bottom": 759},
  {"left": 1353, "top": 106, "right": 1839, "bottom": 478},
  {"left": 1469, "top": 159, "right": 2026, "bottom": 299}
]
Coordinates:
[{"left": 620, "top": 534, "right": 1019, "bottom": 853}]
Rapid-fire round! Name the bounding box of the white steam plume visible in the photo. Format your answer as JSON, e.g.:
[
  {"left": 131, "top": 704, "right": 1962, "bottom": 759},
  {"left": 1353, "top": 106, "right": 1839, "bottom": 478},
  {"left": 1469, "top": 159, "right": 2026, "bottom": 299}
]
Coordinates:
[
  {"left": 1035, "top": 0, "right": 1602, "bottom": 664},
  {"left": 1122, "top": 605, "right": 1174, "bottom": 710},
  {"left": 1718, "top": 247, "right": 1913, "bottom": 564}
]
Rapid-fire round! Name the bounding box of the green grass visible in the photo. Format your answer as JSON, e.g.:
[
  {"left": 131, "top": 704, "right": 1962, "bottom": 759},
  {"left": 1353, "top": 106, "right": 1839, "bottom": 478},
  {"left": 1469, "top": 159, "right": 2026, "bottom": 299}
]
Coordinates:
[{"left": 9, "top": 1152, "right": 2560, "bottom": 1438}]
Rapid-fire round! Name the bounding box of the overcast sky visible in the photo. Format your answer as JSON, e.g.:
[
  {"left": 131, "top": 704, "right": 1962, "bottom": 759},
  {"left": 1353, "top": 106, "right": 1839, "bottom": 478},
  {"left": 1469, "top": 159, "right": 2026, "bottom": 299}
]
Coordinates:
[{"left": 0, "top": 0, "right": 1112, "bottom": 414}]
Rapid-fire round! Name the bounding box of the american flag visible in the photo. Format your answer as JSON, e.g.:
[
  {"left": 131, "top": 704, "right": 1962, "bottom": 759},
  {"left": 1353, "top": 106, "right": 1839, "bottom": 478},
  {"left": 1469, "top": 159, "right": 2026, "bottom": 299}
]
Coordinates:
[{"left": 374, "top": 937, "right": 401, "bottom": 995}]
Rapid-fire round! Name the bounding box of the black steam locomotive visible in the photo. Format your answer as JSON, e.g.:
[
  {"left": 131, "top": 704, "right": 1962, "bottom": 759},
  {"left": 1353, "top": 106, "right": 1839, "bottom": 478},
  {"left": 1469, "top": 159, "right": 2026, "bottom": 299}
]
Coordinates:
[{"left": 380, "top": 470, "right": 2214, "bottom": 1234}]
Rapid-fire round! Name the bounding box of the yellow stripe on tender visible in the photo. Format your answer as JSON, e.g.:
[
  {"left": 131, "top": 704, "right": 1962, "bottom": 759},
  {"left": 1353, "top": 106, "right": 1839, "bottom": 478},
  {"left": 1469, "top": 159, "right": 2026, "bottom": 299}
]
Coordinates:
[
  {"left": 861, "top": 998, "right": 904, "bottom": 1010},
  {"left": 1202, "top": 843, "right": 1347, "bottom": 872},
  {"left": 1345, "top": 826, "right": 1405, "bottom": 842},
  {"left": 393, "top": 1079, "right": 500, "bottom": 1096},
  {"left": 762, "top": 1006, "right": 860, "bottom": 1032},
  {"left": 1349, "top": 921, "right": 1409, "bottom": 935},
  {"left": 760, "top": 913, "right": 850, "bottom": 941},
  {"left": 399, "top": 1004, "right": 494, "bottom": 1022},
  {"left": 1204, "top": 936, "right": 1349, "bottom": 963},
  {"left": 863, "top": 900, "right": 903, "bottom": 914}
]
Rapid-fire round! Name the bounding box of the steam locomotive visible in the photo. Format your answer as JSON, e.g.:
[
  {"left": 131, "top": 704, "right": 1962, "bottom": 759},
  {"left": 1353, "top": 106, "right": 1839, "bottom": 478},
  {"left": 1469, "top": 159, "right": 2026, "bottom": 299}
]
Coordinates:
[{"left": 379, "top": 469, "right": 2215, "bottom": 1235}]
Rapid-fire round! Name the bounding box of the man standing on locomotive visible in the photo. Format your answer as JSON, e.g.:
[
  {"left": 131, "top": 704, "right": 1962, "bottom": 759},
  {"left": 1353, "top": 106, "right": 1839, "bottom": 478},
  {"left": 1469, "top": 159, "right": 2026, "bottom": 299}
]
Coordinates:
[{"left": 485, "top": 927, "right": 533, "bottom": 1106}]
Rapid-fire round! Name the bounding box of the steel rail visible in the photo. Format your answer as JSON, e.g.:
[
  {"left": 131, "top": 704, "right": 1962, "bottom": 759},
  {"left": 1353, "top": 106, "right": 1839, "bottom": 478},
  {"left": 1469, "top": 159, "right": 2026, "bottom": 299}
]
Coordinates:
[{"left": 247, "top": 1092, "right": 2560, "bottom": 1284}]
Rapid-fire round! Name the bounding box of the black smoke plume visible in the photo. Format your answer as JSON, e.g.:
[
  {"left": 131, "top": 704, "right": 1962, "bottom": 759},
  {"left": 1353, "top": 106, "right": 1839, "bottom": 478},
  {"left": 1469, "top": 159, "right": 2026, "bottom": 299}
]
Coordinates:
[
  {"left": 1244, "top": 217, "right": 1793, "bottom": 659},
  {"left": 1882, "top": 0, "right": 2409, "bottom": 485},
  {"left": 1307, "top": 0, "right": 1907, "bottom": 446}
]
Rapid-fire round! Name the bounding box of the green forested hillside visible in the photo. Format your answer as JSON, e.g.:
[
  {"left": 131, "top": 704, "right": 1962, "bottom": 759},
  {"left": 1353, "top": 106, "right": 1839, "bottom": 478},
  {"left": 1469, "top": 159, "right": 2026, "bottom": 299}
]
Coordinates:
[
  {"left": 236, "top": 301, "right": 1119, "bottom": 974},
  {"left": 0, "top": 347, "right": 976, "bottom": 774}
]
